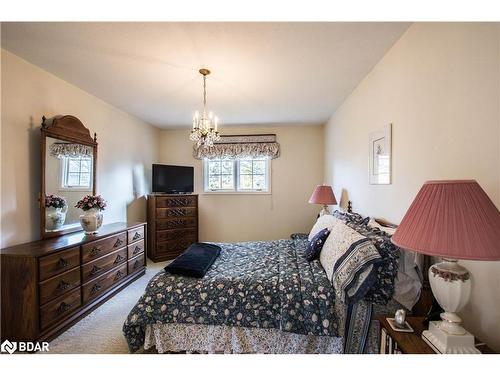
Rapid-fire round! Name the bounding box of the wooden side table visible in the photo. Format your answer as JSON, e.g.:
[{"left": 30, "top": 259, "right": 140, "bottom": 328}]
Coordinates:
[{"left": 376, "top": 316, "right": 495, "bottom": 354}]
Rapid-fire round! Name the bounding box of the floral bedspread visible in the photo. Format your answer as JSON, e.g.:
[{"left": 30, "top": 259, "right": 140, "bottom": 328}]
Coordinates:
[{"left": 123, "top": 239, "right": 339, "bottom": 353}]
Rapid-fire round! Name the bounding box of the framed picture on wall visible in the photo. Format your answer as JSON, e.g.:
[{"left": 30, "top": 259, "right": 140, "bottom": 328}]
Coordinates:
[{"left": 369, "top": 123, "right": 392, "bottom": 184}]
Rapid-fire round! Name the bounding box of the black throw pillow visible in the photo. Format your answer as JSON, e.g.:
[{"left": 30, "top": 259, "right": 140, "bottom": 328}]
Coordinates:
[
  {"left": 306, "top": 228, "right": 331, "bottom": 261},
  {"left": 165, "top": 243, "right": 221, "bottom": 278}
]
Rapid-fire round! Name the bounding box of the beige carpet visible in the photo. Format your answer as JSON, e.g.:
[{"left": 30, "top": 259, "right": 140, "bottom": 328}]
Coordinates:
[{"left": 45, "top": 260, "right": 168, "bottom": 354}]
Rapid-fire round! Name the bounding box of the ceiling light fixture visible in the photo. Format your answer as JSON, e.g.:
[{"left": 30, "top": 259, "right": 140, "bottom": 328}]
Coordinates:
[{"left": 189, "top": 68, "right": 220, "bottom": 147}]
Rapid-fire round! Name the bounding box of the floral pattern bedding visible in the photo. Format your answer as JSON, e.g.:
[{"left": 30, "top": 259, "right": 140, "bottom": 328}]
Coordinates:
[{"left": 123, "top": 239, "right": 339, "bottom": 353}]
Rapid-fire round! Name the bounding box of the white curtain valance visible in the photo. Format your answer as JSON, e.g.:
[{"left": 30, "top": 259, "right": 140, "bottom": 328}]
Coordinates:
[
  {"left": 49, "top": 143, "right": 93, "bottom": 159},
  {"left": 193, "top": 134, "right": 280, "bottom": 160}
]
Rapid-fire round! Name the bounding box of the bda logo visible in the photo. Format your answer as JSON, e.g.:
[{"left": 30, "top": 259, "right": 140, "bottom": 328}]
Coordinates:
[{"left": 1, "top": 339, "right": 17, "bottom": 354}]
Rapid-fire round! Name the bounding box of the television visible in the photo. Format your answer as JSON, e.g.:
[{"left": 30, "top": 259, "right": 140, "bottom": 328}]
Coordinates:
[{"left": 152, "top": 164, "right": 194, "bottom": 194}]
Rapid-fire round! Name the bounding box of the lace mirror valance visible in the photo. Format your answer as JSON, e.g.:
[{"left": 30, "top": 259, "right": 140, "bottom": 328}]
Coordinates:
[
  {"left": 49, "top": 142, "right": 93, "bottom": 159},
  {"left": 193, "top": 134, "right": 280, "bottom": 160}
]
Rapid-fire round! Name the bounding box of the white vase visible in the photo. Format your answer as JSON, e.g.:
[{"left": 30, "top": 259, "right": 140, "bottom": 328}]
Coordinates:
[
  {"left": 45, "top": 206, "right": 67, "bottom": 231},
  {"left": 79, "top": 208, "right": 103, "bottom": 234}
]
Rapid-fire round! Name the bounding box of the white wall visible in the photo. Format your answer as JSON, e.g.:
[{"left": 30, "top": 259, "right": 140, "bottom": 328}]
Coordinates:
[
  {"left": 1, "top": 49, "right": 161, "bottom": 247},
  {"left": 160, "top": 125, "right": 324, "bottom": 242},
  {"left": 324, "top": 23, "right": 500, "bottom": 351}
]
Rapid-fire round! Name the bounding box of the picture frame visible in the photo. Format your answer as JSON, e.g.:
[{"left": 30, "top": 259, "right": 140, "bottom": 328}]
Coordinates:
[{"left": 369, "top": 123, "right": 392, "bottom": 185}]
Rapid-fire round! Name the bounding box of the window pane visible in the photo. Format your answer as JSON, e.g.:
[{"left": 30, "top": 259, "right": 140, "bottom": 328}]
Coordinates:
[
  {"left": 253, "top": 160, "right": 266, "bottom": 175},
  {"left": 80, "top": 173, "right": 91, "bottom": 187},
  {"left": 253, "top": 175, "right": 266, "bottom": 190},
  {"left": 221, "top": 175, "right": 234, "bottom": 189},
  {"left": 221, "top": 160, "right": 233, "bottom": 175},
  {"left": 208, "top": 160, "right": 221, "bottom": 175},
  {"left": 240, "top": 174, "right": 253, "bottom": 189},
  {"left": 208, "top": 176, "right": 221, "bottom": 190},
  {"left": 68, "top": 159, "right": 80, "bottom": 172},
  {"left": 80, "top": 159, "right": 91, "bottom": 172},
  {"left": 67, "top": 173, "right": 80, "bottom": 186},
  {"left": 239, "top": 160, "right": 252, "bottom": 175}
]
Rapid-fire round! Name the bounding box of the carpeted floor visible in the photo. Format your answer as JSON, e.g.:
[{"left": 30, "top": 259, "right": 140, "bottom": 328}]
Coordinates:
[{"left": 44, "top": 260, "right": 168, "bottom": 354}]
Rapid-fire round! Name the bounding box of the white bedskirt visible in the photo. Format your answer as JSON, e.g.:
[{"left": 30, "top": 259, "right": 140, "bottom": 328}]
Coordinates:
[{"left": 144, "top": 323, "right": 343, "bottom": 354}]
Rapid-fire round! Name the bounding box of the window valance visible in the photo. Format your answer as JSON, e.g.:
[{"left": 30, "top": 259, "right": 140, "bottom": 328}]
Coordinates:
[
  {"left": 193, "top": 134, "right": 280, "bottom": 160},
  {"left": 49, "top": 143, "right": 93, "bottom": 159}
]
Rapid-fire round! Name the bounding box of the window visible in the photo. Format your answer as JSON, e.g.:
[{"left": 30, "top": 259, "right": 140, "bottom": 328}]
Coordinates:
[
  {"left": 61, "top": 156, "right": 92, "bottom": 189},
  {"left": 204, "top": 157, "right": 270, "bottom": 193}
]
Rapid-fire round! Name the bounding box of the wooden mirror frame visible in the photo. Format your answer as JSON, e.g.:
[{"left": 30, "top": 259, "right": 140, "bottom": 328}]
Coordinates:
[{"left": 40, "top": 115, "right": 98, "bottom": 239}]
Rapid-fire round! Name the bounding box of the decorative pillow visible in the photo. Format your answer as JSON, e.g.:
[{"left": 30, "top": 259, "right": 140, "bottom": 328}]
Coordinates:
[
  {"left": 308, "top": 214, "right": 339, "bottom": 241},
  {"left": 332, "top": 210, "right": 369, "bottom": 225},
  {"left": 367, "top": 217, "right": 396, "bottom": 235},
  {"left": 319, "top": 220, "right": 381, "bottom": 304},
  {"left": 305, "top": 228, "right": 331, "bottom": 261}
]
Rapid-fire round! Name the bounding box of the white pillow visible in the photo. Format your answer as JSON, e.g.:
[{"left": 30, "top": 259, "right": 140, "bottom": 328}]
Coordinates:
[
  {"left": 308, "top": 215, "right": 340, "bottom": 241},
  {"left": 367, "top": 218, "right": 396, "bottom": 235}
]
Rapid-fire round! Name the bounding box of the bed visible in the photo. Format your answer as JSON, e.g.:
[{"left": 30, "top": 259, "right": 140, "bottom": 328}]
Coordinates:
[{"left": 123, "top": 211, "right": 423, "bottom": 354}]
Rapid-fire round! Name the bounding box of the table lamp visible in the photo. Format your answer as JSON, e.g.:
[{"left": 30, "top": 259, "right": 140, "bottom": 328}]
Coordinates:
[
  {"left": 308, "top": 184, "right": 337, "bottom": 216},
  {"left": 391, "top": 180, "right": 500, "bottom": 354}
]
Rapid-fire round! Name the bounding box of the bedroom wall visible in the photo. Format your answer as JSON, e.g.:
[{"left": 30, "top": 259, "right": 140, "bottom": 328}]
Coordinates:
[
  {"left": 324, "top": 23, "right": 500, "bottom": 351},
  {"left": 160, "top": 125, "right": 324, "bottom": 242},
  {"left": 1, "top": 49, "right": 161, "bottom": 248}
]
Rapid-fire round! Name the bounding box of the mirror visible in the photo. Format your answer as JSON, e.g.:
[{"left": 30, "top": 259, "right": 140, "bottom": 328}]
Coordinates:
[{"left": 40, "top": 115, "right": 97, "bottom": 238}]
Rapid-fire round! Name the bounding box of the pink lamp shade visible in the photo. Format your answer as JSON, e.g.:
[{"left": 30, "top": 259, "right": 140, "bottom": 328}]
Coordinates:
[
  {"left": 308, "top": 185, "right": 337, "bottom": 205},
  {"left": 391, "top": 180, "right": 500, "bottom": 261}
]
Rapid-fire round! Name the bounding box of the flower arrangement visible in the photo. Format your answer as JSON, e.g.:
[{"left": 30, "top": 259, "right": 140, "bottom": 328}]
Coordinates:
[
  {"left": 75, "top": 195, "right": 107, "bottom": 211},
  {"left": 45, "top": 194, "right": 67, "bottom": 209}
]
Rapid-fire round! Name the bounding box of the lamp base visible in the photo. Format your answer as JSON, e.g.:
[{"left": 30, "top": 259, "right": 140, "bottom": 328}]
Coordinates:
[
  {"left": 319, "top": 205, "right": 331, "bottom": 216},
  {"left": 422, "top": 321, "right": 480, "bottom": 354}
]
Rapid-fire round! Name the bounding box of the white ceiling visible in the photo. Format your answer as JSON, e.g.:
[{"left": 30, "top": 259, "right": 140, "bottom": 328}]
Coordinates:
[{"left": 1, "top": 22, "right": 409, "bottom": 128}]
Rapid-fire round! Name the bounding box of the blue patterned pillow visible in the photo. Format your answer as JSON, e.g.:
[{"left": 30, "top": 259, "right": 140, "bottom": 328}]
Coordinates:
[{"left": 306, "top": 228, "right": 331, "bottom": 261}]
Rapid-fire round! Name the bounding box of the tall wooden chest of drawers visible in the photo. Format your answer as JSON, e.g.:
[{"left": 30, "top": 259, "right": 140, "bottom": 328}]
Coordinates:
[
  {"left": 0, "top": 222, "right": 146, "bottom": 342},
  {"left": 147, "top": 194, "right": 198, "bottom": 262}
]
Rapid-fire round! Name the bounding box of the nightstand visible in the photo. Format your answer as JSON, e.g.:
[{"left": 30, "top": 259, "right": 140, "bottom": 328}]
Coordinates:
[{"left": 376, "top": 316, "right": 495, "bottom": 354}]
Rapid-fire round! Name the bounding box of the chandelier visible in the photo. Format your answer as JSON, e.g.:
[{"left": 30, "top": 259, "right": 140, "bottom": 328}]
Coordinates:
[{"left": 189, "top": 68, "right": 221, "bottom": 147}]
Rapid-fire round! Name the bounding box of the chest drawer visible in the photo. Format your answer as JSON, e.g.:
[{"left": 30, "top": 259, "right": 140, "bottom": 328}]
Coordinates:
[
  {"left": 82, "top": 263, "right": 127, "bottom": 304},
  {"left": 156, "top": 196, "right": 197, "bottom": 208},
  {"left": 81, "top": 232, "right": 127, "bottom": 264},
  {"left": 40, "top": 288, "right": 81, "bottom": 330},
  {"left": 127, "top": 240, "right": 145, "bottom": 258},
  {"left": 156, "top": 236, "right": 196, "bottom": 254},
  {"left": 128, "top": 226, "right": 144, "bottom": 244},
  {"left": 39, "top": 267, "right": 81, "bottom": 306},
  {"left": 81, "top": 247, "right": 127, "bottom": 282},
  {"left": 156, "top": 217, "right": 197, "bottom": 230},
  {"left": 128, "top": 253, "right": 145, "bottom": 274},
  {"left": 39, "top": 246, "right": 80, "bottom": 281},
  {"left": 156, "top": 207, "right": 197, "bottom": 219},
  {"left": 156, "top": 228, "right": 196, "bottom": 242}
]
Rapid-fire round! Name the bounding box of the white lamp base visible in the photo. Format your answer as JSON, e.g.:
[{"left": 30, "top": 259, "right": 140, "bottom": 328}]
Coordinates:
[{"left": 422, "top": 321, "right": 480, "bottom": 354}]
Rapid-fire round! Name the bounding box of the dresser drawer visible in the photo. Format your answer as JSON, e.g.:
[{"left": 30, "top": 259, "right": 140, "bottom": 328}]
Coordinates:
[
  {"left": 81, "top": 232, "right": 127, "bottom": 264},
  {"left": 81, "top": 248, "right": 127, "bottom": 282},
  {"left": 127, "top": 240, "right": 145, "bottom": 258},
  {"left": 128, "top": 253, "right": 145, "bottom": 274},
  {"left": 40, "top": 288, "right": 81, "bottom": 331},
  {"left": 39, "top": 267, "right": 81, "bottom": 306},
  {"left": 156, "top": 207, "right": 197, "bottom": 219},
  {"left": 156, "top": 217, "right": 197, "bottom": 230},
  {"left": 156, "top": 228, "right": 197, "bottom": 242},
  {"left": 128, "top": 226, "right": 144, "bottom": 244},
  {"left": 156, "top": 236, "right": 196, "bottom": 254},
  {"left": 39, "top": 247, "right": 80, "bottom": 281},
  {"left": 82, "top": 263, "right": 127, "bottom": 304},
  {"left": 156, "top": 196, "right": 197, "bottom": 208}
]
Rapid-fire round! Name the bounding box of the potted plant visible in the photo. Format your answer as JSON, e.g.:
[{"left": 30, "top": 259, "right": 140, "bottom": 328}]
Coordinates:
[
  {"left": 75, "top": 194, "right": 107, "bottom": 234},
  {"left": 45, "top": 194, "right": 68, "bottom": 231}
]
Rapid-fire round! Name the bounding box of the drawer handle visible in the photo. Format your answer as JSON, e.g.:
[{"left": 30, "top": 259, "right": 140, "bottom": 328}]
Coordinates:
[
  {"left": 114, "top": 254, "right": 125, "bottom": 264},
  {"left": 133, "top": 260, "right": 141, "bottom": 269},
  {"left": 89, "top": 265, "right": 102, "bottom": 276},
  {"left": 90, "top": 283, "right": 102, "bottom": 295},
  {"left": 132, "top": 232, "right": 141, "bottom": 241},
  {"left": 56, "top": 258, "right": 69, "bottom": 269},
  {"left": 57, "top": 302, "right": 72, "bottom": 314},
  {"left": 56, "top": 280, "right": 71, "bottom": 292},
  {"left": 133, "top": 245, "right": 142, "bottom": 255},
  {"left": 114, "top": 238, "right": 123, "bottom": 248},
  {"left": 114, "top": 270, "right": 124, "bottom": 281},
  {"left": 90, "top": 247, "right": 101, "bottom": 257}
]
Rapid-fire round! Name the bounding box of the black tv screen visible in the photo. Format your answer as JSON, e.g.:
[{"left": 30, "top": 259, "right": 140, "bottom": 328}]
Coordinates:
[{"left": 152, "top": 164, "right": 194, "bottom": 194}]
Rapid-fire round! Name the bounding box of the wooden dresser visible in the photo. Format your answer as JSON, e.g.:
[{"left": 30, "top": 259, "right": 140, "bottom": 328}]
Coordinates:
[
  {"left": 147, "top": 194, "right": 198, "bottom": 262},
  {"left": 0, "top": 222, "right": 146, "bottom": 342}
]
